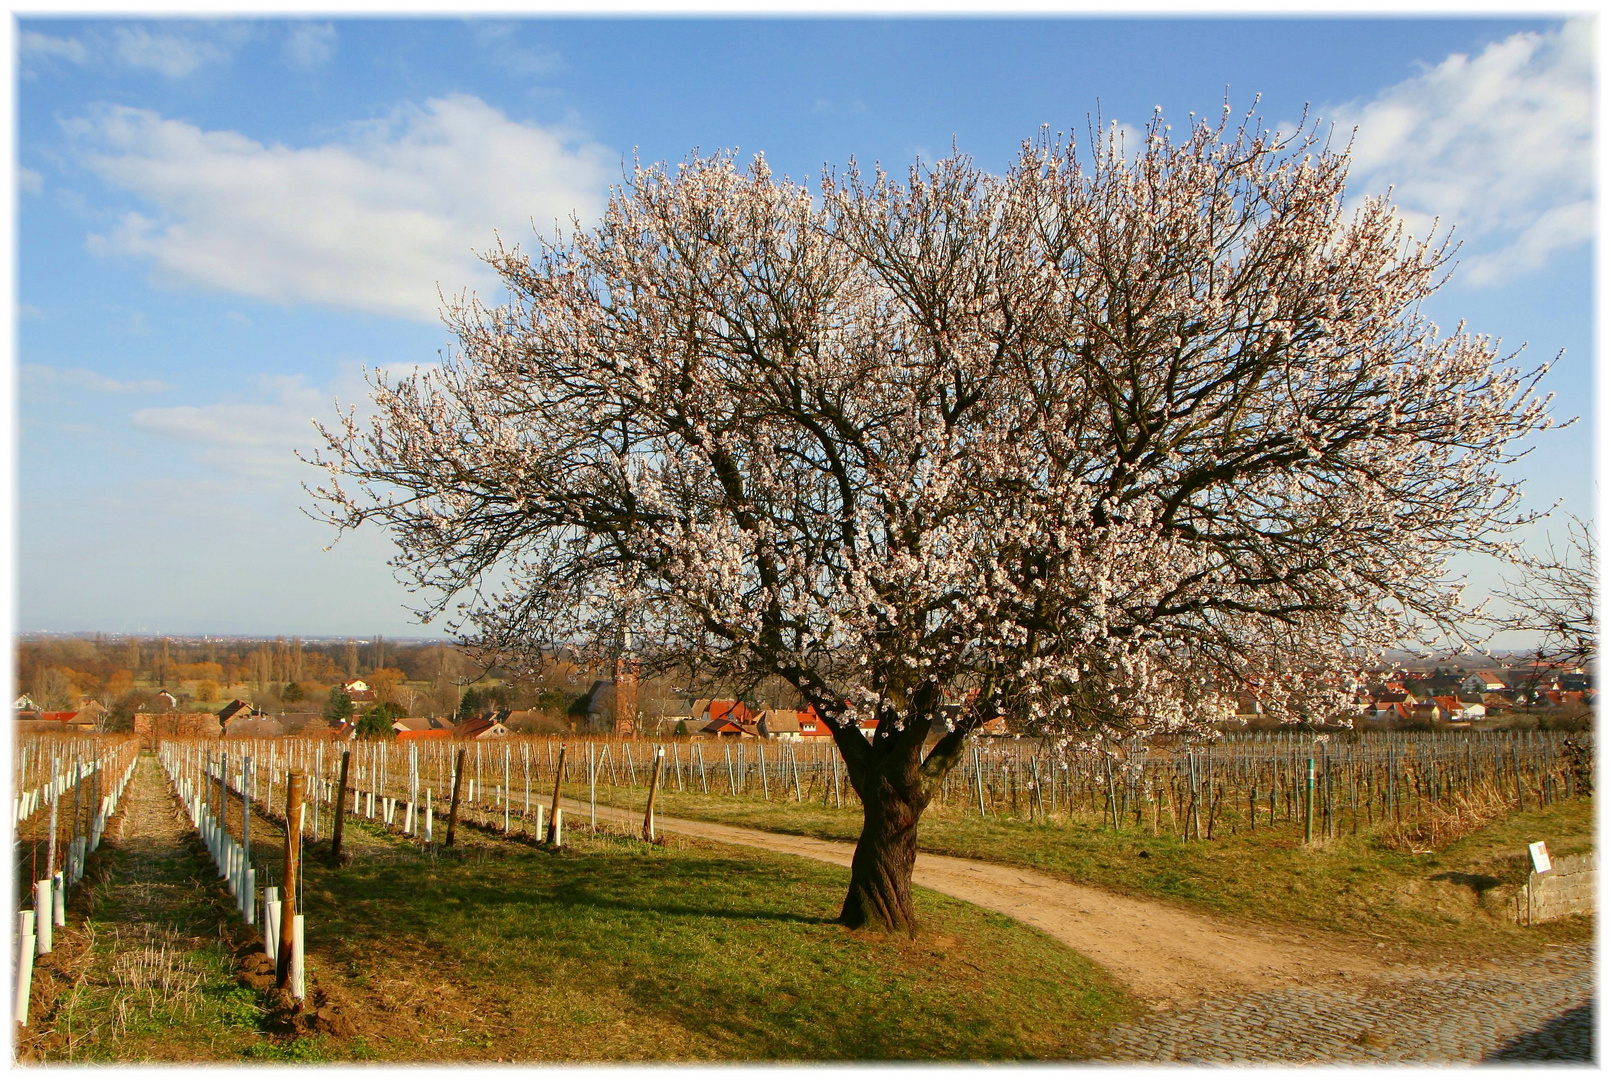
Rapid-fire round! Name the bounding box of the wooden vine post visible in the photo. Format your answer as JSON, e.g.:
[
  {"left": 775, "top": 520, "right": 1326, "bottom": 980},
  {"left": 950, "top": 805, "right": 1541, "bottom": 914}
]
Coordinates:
[
  {"left": 330, "top": 748, "right": 351, "bottom": 864},
  {"left": 446, "top": 747, "right": 466, "bottom": 848},
  {"left": 277, "top": 771, "right": 304, "bottom": 990},
  {"left": 643, "top": 748, "right": 665, "bottom": 841},
  {"left": 545, "top": 746, "right": 567, "bottom": 844}
]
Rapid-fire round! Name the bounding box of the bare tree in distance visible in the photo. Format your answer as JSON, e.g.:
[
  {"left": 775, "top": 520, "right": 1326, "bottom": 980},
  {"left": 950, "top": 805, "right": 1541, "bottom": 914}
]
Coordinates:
[
  {"left": 1493, "top": 515, "right": 1596, "bottom": 671},
  {"left": 310, "top": 104, "right": 1556, "bottom": 932}
]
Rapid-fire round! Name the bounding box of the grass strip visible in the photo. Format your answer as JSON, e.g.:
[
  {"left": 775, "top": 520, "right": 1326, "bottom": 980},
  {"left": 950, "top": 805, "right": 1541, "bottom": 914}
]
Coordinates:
[
  {"left": 575, "top": 782, "right": 1595, "bottom": 957},
  {"left": 295, "top": 820, "right": 1134, "bottom": 1061}
]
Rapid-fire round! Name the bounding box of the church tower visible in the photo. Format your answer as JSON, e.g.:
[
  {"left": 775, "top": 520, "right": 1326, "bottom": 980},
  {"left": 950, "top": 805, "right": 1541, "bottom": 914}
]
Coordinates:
[{"left": 613, "top": 630, "right": 640, "bottom": 736}]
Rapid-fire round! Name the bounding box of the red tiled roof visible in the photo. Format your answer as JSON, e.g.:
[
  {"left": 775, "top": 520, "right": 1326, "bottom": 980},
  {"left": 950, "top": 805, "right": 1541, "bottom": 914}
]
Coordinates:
[
  {"left": 706, "top": 700, "right": 758, "bottom": 724},
  {"left": 454, "top": 716, "right": 508, "bottom": 739},
  {"left": 798, "top": 705, "right": 831, "bottom": 736}
]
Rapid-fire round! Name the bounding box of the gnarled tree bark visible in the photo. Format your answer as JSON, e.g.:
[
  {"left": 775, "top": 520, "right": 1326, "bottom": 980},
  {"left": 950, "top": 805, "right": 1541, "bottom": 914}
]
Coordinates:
[{"left": 831, "top": 699, "right": 972, "bottom": 933}]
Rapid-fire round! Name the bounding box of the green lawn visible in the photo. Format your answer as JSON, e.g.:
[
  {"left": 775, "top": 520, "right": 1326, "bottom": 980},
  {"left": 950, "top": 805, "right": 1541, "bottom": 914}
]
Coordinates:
[
  {"left": 26, "top": 759, "right": 1134, "bottom": 1064},
  {"left": 293, "top": 820, "right": 1134, "bottom": 1061},
  {"left": 576, "top": 781, "right": 1596, "bottom": 957}
]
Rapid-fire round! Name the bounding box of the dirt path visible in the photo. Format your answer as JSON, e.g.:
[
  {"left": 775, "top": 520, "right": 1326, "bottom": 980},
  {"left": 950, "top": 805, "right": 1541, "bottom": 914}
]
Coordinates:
[
  {"left": 17, "top": 754, "right": 271, "bottom": 1062},
  {"left": 560, "top": 798, "right": 1382, "bottom": 1007},
  {"left": 561, "top": 801, "right": 1593, "bottom": 1063}
]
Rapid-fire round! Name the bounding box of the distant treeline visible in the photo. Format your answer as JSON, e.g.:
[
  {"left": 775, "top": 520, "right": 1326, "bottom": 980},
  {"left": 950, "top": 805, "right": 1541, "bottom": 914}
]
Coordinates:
[{"left": 12, "top": 634, "right": 702, "bottom": 732}]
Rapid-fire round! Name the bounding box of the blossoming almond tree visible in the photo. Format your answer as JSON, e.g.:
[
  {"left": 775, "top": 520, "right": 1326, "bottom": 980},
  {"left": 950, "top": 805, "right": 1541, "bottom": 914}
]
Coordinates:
[{"left": 310, "top": 108, "right": 1554, "bottom": 932}]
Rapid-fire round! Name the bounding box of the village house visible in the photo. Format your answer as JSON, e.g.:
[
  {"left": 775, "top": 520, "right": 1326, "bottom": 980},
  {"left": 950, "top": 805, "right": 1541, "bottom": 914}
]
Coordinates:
[
  {"left": 1481, "top": 692, "right": 1513, "bottom": 715},
  {"left": 699, "top": 717, "right": 756, "bottom": 738},
  {"left": 218, "top": 698, "right": 255, "bottom": 731},
  {"left": 796, "top": 706, "right": 831, "bottom": 738},
  {"left": 1542, "top": 689, "right": 1593, "bottom": 710},
  {"left": 1433, "top": 696, "right": 1486, "bottom": 722},
  {"left": 392, "top": 716, "right": 453, "bottom": 741},
  {"left": 756, "top": 708, "right": 803, "bottom": 741},
  {"left": 39, "top": 710, "right": 95, "bottom": 731},
  {"left": 74, "top": 700, "right": 110, "bottom": 730},
  {"left": 694, "top": 699, "right": 761, "bottom": 736},
  {"left": 1462, "top": 671, "right": 1509, "bottom": 695},
  {"left": 454, "top": 715, "right": 510, "bottom": 740}
]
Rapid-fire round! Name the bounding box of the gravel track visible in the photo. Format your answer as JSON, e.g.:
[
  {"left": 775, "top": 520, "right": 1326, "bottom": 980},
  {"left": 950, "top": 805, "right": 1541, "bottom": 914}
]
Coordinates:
[{"left": 1095, "top": 941, "right": 1594, "bottom": 1063}]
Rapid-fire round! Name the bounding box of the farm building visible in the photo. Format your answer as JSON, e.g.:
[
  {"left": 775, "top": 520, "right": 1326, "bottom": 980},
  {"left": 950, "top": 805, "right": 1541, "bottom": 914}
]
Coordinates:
[
  {"left": 218, "top": 699, "right": 255, "bottom": 730},
  {"left": 454, "top": 716, "right": 510, "bottom": 740}
]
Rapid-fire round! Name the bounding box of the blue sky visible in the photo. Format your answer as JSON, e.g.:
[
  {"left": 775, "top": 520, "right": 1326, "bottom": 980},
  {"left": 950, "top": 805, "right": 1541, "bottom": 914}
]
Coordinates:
[{"left": 14, "top": 15, "right": 1596, "bottom": 641}]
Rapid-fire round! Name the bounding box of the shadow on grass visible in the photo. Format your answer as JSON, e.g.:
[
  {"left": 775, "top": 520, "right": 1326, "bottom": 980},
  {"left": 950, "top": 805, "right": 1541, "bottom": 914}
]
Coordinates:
[
  {"left": 1429, "top": 870, "right": 1504, "bottom": 897},
  {"left": 308, "top": 850, "right": 840, "bottom": 931},
  {"left": 291, "top": 835, "right": 1127, "bottom": 1061}
]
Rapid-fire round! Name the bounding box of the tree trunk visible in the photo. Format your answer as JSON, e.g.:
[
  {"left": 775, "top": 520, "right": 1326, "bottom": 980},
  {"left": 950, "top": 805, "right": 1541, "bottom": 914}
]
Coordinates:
[
  {"left": 836, "top": 724, "right": 947, "bottom": 934},
  {"left": 841, "top": 782, "right": 924, "bottom": 933},
  {"left": 815, "top": 687, "right": 973, "bottom": 935}
]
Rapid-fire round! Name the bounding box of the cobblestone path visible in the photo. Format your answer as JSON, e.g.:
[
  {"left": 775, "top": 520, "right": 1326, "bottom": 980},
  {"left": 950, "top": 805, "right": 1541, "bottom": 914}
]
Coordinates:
[{"left": 1096, "top": 941, "right": 1595, "bottom": 1064}]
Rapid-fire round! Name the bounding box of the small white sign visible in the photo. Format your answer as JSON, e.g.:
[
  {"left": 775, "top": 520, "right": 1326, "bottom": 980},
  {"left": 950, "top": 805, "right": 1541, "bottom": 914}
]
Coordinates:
[{"left": 1529, "top": 841, "right": 1551, "bottom": 874}]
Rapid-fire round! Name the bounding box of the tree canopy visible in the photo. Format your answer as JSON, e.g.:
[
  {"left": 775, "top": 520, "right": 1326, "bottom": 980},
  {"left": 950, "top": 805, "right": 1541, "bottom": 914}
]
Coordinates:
[
  {"left": 312, "top": 107, "right": 1554, "bottom": 929},
  {"left": 323, "top": 687, "right": 354, "bottom": 724}
]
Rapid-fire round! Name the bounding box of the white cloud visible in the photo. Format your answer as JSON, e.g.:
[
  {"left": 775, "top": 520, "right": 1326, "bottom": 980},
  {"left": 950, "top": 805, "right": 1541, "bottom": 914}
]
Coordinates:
[
  {"left": 128, "top": 364, "right": 435, "bottom": 482},
  {"left": 471, "top": 21, "right": 562, "bottom": 76},
  {"left": 18, "top": 167, "right": 43, "bottom": 195},
  {"left": 70, "top": 94, "right": 614, "bottom": 322},
  {"left": 20, "top": 31, "right": 87, "bottom": 63},
  {"left": 1327, "top": 17, "right": 1592, "bottom": 286},
  {"left": 130, "top": 373, "right": 327, "bottom": 481},
  {"left": 20, "top": 22, "right": 245, "bottom": 78},
  {"left": 1464, "top": 199, "right": 1594, "bottom": 286},
  {"left": 111, "top": 25, "right": 233, "bottom": 78},
  {"left": 283, "top": 22, "right": 337, "bottom": 69},
  {"left": 22, "top": 364, "right": 172, "bottom": 394}
]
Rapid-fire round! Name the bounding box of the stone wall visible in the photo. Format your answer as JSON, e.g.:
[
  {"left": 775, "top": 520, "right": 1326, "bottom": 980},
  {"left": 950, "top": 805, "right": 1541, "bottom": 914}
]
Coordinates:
[{"left": 1515, "top": 851, "right": 1596, "bottom": 924}]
